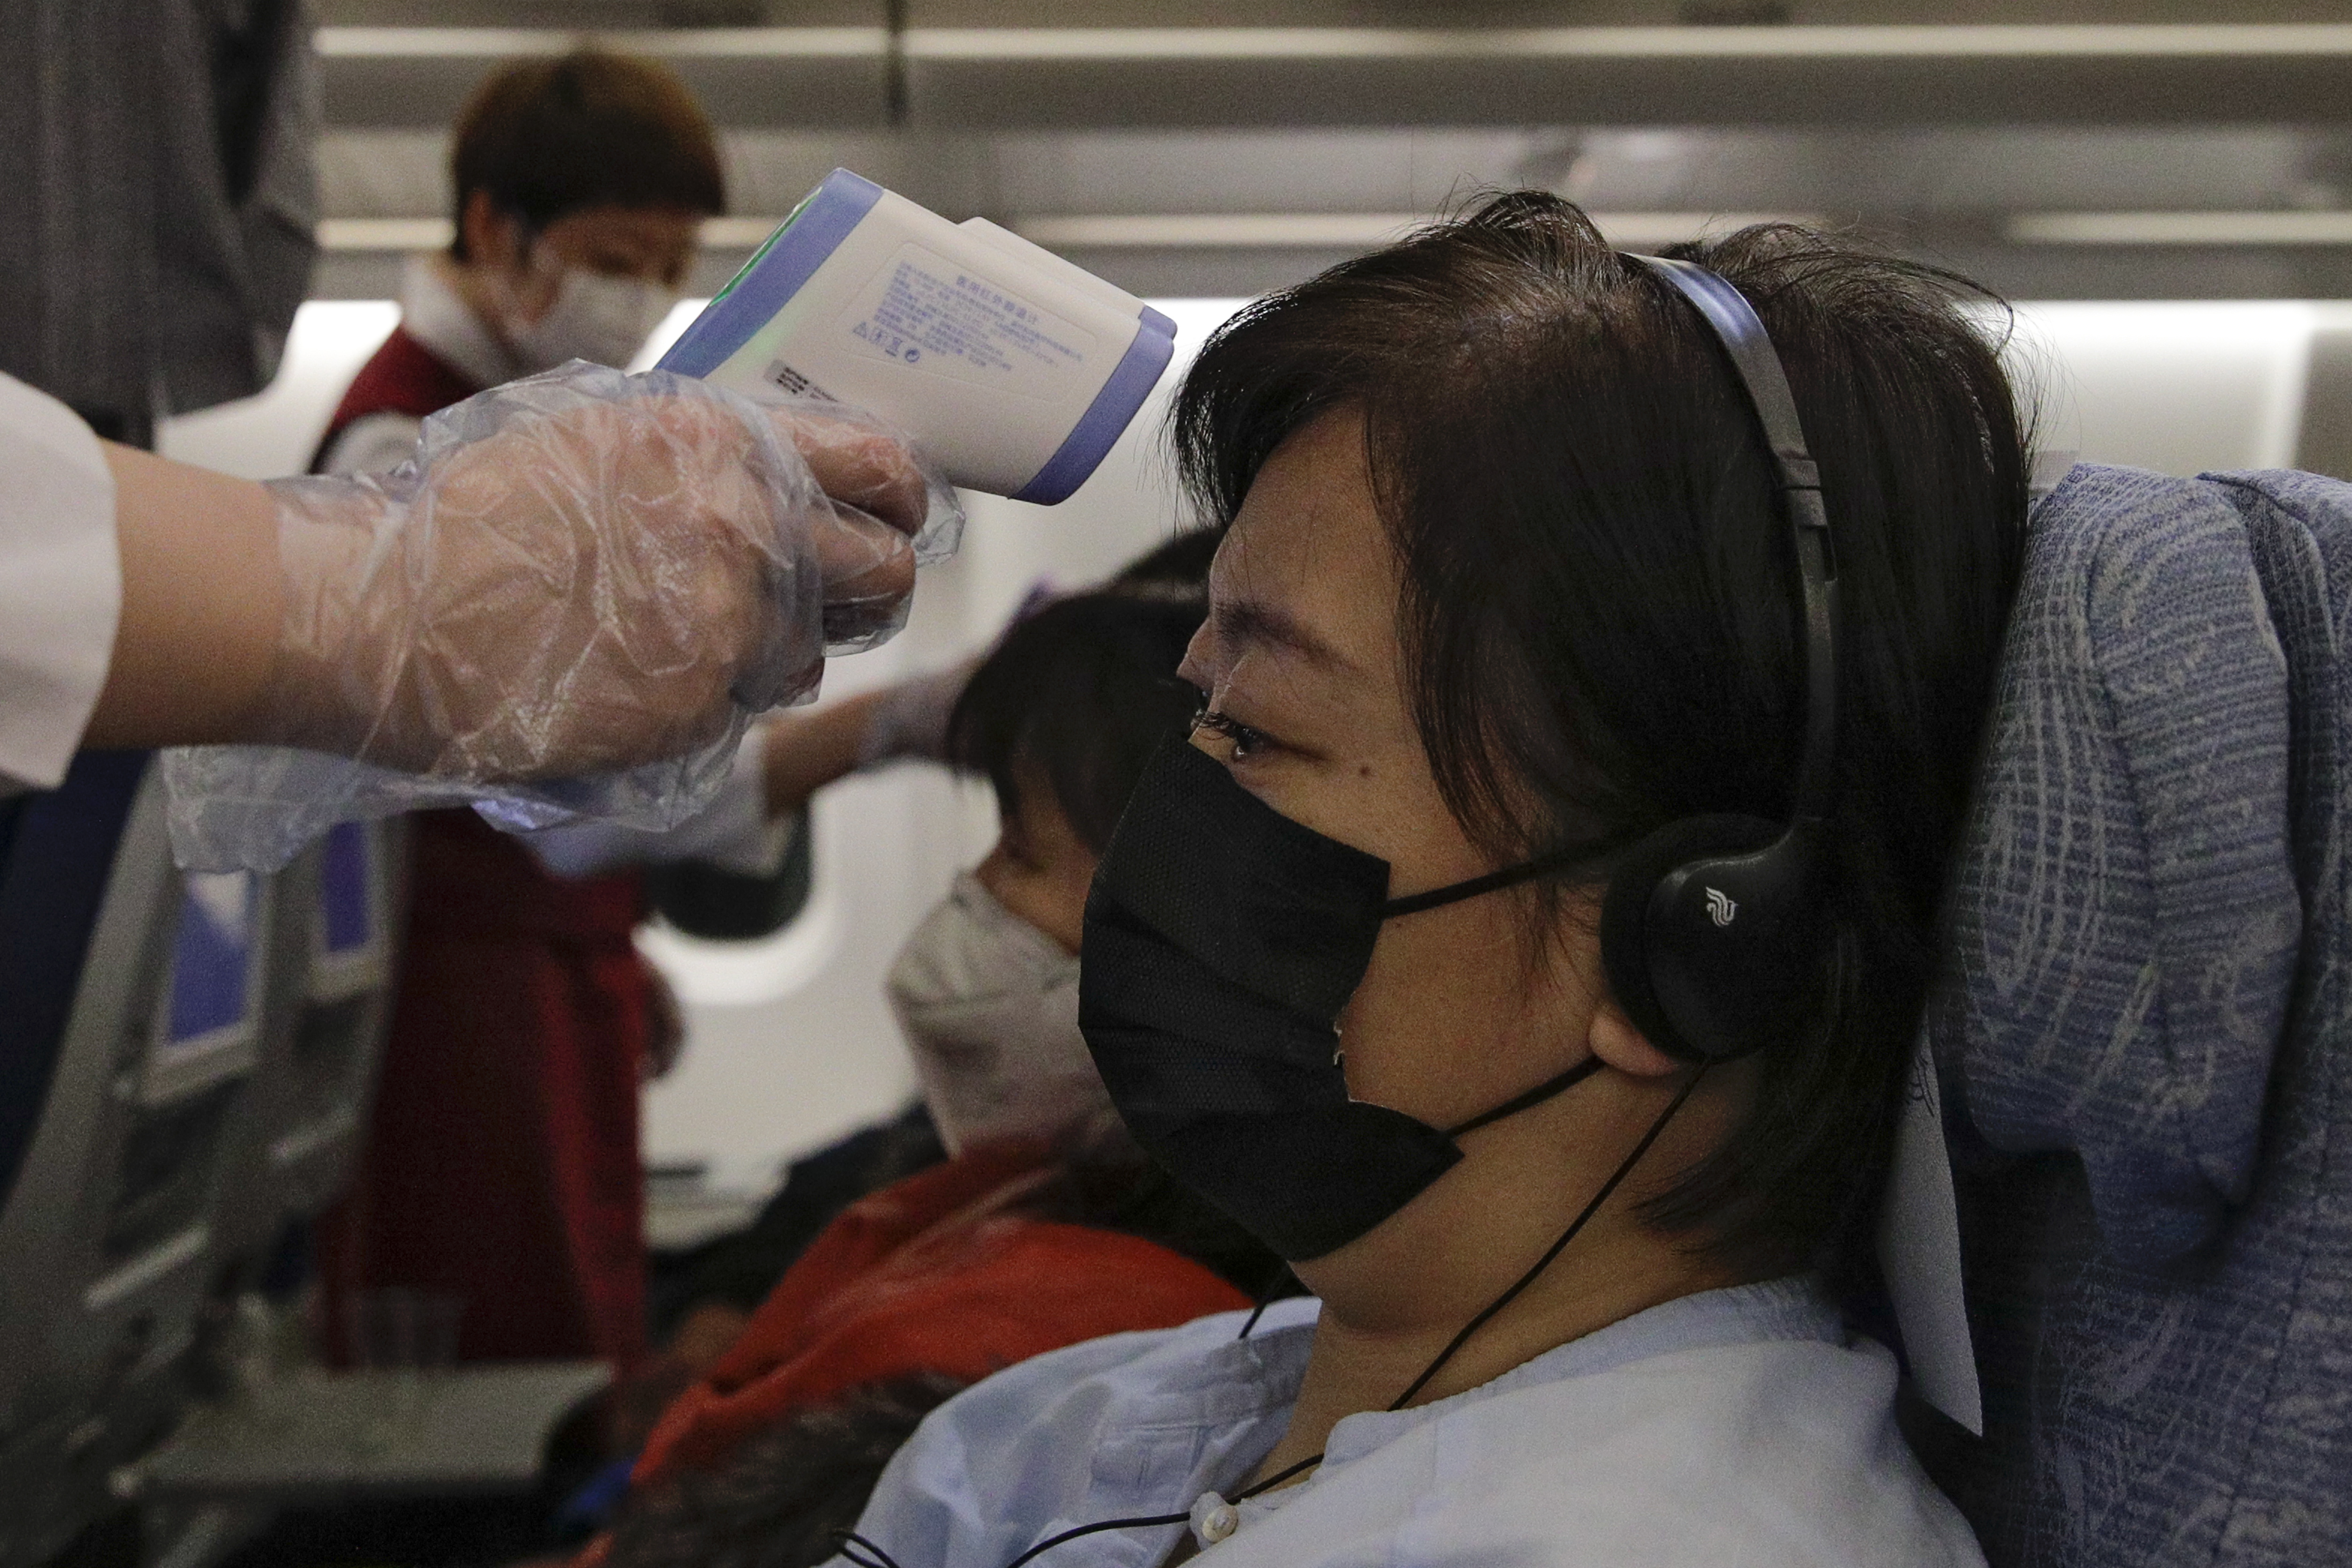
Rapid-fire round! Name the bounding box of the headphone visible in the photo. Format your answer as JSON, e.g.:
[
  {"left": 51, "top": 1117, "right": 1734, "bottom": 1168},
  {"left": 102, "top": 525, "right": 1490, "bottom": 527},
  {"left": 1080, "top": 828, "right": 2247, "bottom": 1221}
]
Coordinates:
[{"left": 1595, "top": 255, "right": 1842, "bottom": 1066}]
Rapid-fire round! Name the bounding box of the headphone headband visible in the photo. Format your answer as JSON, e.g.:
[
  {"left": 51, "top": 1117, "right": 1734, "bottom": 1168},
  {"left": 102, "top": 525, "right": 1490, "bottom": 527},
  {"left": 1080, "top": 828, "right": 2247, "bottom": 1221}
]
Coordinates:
[
  {"left": 1585, "top": 253, "right": 1847, "bottom": 1064},
  {"left": 1627, "top": 254, "right": 1840, "bottom": 829}
]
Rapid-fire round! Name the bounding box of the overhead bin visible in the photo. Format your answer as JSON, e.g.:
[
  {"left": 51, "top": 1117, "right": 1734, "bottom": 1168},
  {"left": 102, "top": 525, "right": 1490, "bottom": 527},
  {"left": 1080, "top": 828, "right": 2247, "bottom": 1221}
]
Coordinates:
[
  {"left": 315, "top": 24, "right": 2352, "bottom": 131},
  {"left": 898, "top": 24, "right": 2352, "bottom": 129},
  {"left": 316, "top": 26, "right": 894, "bottom": 127}
]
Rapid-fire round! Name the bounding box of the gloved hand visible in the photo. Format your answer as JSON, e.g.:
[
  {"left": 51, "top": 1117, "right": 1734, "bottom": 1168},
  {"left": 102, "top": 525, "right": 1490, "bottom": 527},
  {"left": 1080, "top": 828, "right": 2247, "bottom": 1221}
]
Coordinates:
[{"left": 163, "top": 361, "right": 962, "bottom": 871}]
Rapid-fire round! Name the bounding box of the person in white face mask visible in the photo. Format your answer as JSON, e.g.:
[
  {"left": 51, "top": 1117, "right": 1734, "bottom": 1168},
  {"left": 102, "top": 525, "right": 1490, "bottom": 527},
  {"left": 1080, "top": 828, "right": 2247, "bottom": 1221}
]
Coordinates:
[
  {"left": 885, "top": 580, "right": 1230, "bottom": 1158},
  {"left": 598, "top": 534, "right": 1233, "bottom": 1450},
  {"left": 314, "top": 48, "right": 718, "bottom": 478}
]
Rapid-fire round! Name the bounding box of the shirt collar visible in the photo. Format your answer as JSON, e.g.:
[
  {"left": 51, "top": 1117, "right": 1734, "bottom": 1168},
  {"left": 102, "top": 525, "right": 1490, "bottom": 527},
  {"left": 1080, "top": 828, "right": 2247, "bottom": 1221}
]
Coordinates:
[
  {"left": 1135, "top": 1295, "right": 1320, "bottom": 1437},
  {"left": 398, "top": 255, "right": 520, "bottom": 390},
  {"left": 1315, "top": 1274, "right": 1840, "bottom": 1470}
]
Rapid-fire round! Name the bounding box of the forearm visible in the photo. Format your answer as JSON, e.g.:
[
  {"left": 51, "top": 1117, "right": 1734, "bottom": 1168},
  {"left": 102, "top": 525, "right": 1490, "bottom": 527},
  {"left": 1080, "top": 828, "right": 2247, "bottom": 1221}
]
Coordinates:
[
  {"left": 82, "top": 444, "right": 282, "bottom": 750},
  {"left": 760, "top": 689, "right": 886, "bottom": 819},
  {"left": 95, "top": 367, "right": 956, "bottom": 873}
]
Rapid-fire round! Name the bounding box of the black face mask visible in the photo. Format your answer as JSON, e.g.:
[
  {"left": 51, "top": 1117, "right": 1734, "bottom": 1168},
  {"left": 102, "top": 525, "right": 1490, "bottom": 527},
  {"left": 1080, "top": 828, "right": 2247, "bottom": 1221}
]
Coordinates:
[{"left": 1079, "top": 737, "right": 1601, "bottom": 1262}]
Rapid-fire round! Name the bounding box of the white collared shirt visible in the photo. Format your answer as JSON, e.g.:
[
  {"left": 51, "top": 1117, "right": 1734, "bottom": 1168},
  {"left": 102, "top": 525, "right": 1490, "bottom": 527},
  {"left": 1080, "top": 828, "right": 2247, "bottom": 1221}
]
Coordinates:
[
  {"left": 315, "top": 255, "right": 519, "bottom": 477},
  {"left": 832, "top": 1277, "right": 1986, "bottom": 1568},
  {"left": 0, "top": 372, "right": 120, "bottom": 792}
]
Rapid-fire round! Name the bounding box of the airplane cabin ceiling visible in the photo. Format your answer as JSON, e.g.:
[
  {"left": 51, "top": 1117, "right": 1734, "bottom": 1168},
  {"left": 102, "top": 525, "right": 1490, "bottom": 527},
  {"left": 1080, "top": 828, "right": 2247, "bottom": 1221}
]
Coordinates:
[{"left": 299, "top": 2, "right": 2352, "bottom": 301}]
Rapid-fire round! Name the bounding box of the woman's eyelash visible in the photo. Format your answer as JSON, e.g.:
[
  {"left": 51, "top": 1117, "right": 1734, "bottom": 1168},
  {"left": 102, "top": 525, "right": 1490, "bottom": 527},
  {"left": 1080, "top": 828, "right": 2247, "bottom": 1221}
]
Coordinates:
[{"left": 1192, "top": 708, "right": 1271, "bottom": 756}]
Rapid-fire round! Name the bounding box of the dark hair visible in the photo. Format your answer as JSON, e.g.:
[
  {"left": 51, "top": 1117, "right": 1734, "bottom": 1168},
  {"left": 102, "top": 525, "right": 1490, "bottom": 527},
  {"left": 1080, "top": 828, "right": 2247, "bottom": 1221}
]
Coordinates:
[
  {"left": 603, "top": 1373, "right": 968, "bottom": 1568},
  {"left": 604, "top": 1155, "right": 1288, "bottom": 1568},
  {"left": 1172, "top": 193, "right": 2031, "bottom": 1284},
  {"left": 611, "top": 1154, "right": 1285, "bottom": 1568},
  {"left": 449, "top": 50, "right": 723, "bottom": 258},
  {"left": 947, "top": 588, "right": 1206, "bottom": 857}
]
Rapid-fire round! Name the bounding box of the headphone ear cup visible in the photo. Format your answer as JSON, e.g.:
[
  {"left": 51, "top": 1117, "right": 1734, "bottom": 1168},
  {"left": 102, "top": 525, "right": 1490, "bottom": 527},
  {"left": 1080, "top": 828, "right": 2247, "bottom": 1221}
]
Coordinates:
[{"left": 1599, "top": 814, "right": 1796, "bottom": 1065}]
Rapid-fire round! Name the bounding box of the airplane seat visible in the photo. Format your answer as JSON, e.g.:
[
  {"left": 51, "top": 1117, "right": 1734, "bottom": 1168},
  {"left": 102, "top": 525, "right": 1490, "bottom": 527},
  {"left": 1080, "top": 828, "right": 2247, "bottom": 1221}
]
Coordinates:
[
  {"left": 0, "top": 765, "right": 607, "bottom": 1568},
  {"left": 1924, "top": 462, "right": 2352, "bottom": 1565},
  {"left": 0, "top": 753, "right": 280, "bottom": 1568},
  {"left": 0, "top": 752, "right": 151, "bottom": 1216},
  {"left": 131, "top": 810, "right": 607, "bottom": 1551},
  {"left": 206, "top": 818, "right": 407, "bottom": 1285}
]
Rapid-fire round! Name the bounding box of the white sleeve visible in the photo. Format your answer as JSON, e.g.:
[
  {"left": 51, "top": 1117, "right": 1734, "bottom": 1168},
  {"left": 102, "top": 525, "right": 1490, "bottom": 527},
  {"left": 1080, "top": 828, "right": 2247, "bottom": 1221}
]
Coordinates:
[
  {"left": 0, "top": 373, "right": 120, "bottom": 792},
  {"left": 519, "top": 733, "right": 786, "bottom": 880},
  {"left": 316, "top": 411, "right": 423, "bottom": 477}
]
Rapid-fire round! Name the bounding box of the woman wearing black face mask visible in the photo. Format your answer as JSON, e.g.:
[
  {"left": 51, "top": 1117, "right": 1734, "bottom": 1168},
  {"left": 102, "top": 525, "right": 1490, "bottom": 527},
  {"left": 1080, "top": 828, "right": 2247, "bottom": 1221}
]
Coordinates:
[{"left": 826, "top": 195, "right": 2028, "bottom": 1568}]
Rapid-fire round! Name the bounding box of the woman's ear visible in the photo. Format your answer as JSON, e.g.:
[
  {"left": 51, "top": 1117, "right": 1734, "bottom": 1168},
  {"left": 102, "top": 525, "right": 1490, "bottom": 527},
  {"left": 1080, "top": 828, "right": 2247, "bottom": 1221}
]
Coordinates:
[{"left": 1588, "top": 996, "right": 1684, "bottom": 1080}]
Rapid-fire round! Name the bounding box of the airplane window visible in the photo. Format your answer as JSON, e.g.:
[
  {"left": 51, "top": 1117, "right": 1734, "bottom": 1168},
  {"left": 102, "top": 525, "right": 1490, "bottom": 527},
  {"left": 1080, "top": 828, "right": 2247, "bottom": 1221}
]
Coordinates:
[{"left": 645, "top": 806, "right": 814, "bottom": 943}]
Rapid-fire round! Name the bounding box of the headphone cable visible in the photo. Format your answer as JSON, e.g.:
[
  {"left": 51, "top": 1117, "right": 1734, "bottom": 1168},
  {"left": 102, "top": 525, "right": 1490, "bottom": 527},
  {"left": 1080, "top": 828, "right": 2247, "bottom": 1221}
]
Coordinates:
[
  {"left": 1232, "top": 1263, "right": 1300, "bottom": 1343},
  {"left": 1388, "top": 1065, "right": 1707, "bottom": 1411}
]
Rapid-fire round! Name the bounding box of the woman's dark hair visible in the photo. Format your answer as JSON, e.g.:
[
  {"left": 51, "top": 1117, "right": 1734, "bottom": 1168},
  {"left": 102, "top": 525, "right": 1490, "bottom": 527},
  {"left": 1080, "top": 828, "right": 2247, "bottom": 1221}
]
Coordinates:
[
  {"left": 449, "top": 49, "right": 724, "bottom": 257},
  {"left": 605, "top": 1154, "right": 1285, "bottom": 1568},
  {"left": 1172, "top": 193, "right": 2032, "bottom": 1284},
  {"left": 947, "top": 588, "right": 1207, "bottom": 857}
]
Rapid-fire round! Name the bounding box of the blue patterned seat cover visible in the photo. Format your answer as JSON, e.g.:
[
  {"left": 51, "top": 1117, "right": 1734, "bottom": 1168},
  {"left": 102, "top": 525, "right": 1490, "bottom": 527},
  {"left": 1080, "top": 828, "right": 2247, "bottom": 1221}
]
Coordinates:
[{"left": 1928, "top": 463, "right": 2352, "bottom": 1566}]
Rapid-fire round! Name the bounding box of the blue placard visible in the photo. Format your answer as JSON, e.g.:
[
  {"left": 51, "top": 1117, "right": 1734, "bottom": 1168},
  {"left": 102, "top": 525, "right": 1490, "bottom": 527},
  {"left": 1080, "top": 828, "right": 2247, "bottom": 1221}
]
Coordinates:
[
  {"left": 318, "top": 821, "right": 372, "bottom": 955},
  {"left": 166, "top": 873, "right": 254, "bottom": 1046}
]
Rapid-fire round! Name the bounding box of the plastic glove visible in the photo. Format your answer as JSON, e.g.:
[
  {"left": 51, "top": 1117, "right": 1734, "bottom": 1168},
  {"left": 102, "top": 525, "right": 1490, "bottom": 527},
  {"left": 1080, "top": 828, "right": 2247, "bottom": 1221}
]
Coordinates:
[{"left": 163, "top": 361, "right": 961, "bottom": 871}]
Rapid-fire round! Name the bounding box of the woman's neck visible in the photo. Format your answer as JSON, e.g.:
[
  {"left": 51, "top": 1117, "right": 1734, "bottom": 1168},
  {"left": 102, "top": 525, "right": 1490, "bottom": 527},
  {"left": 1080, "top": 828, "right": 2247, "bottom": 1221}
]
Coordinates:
[{"left": 1240, "top": 1053, "right": 1766, "bottom": 1491}]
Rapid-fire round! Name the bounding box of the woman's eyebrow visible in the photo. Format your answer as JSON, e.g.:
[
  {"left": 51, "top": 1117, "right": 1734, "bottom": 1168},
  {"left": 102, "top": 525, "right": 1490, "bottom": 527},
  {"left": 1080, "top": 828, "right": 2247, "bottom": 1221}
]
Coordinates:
[{"left": 1210, "top": 597, "right": 1359, "bottom": 677}]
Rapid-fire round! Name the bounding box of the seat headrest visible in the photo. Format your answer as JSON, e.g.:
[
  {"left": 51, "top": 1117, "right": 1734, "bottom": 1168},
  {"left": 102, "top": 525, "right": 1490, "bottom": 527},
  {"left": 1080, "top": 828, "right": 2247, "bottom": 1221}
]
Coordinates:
[{"left": 1936, "top": 463, "right": 2301, "bottom": 1269}]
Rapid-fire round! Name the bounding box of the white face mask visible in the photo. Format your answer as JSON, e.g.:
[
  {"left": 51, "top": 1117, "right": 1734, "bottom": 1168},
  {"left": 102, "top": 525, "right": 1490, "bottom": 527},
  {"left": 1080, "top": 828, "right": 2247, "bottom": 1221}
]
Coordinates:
[
  {"left": 506, "top": 265, "right": 679, "bottom": 375},
  {"left": 884, "top": 870, "right": 1111, "bottom": 1158}
]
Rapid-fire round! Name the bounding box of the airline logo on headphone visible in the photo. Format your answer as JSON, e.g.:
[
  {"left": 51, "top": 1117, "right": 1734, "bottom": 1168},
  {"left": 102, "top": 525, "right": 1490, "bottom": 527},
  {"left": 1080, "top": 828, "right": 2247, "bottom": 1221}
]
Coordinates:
[{"left": 1705, "top": 887, "right": 1738, "bottom": 928}]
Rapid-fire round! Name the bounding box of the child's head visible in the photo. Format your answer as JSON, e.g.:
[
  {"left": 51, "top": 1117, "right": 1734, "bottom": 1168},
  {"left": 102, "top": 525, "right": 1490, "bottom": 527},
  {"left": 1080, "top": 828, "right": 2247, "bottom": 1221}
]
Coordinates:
[
  {"left": 883, "top": 565, "right": 1209, "bottom": 1157},
  {"left": 949, "top": 585, "right": 1208, "bottom": 949}
]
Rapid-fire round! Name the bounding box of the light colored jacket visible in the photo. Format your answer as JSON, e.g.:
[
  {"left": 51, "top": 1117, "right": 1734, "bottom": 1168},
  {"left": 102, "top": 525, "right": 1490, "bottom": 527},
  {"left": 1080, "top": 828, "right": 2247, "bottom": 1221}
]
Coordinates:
[{"left": 835, "top": 1277, "right": 1986, "bottom": 1568}]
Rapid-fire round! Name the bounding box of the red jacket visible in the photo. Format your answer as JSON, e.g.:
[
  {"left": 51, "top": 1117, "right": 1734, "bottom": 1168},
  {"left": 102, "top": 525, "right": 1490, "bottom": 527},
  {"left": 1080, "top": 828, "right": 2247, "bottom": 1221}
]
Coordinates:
[
  {"left": 313, "top": 325, "right": 475, "bottom": 462},
  {"left": 314, "top": 325, "right": 658, "bottom": 1371},
  {"left": 630, "top": 1146, "right": 1250, "bottom": 1488}
]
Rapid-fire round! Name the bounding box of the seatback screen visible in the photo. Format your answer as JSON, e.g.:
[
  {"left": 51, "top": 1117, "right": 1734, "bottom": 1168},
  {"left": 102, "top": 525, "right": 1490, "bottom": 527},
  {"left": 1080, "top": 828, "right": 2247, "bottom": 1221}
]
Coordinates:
[
  {"left": 163, "top": 871, "right": 257, "bottom": 1050},
  {"left": 318, "top": 822, "right": 373, "bottom": 956}
]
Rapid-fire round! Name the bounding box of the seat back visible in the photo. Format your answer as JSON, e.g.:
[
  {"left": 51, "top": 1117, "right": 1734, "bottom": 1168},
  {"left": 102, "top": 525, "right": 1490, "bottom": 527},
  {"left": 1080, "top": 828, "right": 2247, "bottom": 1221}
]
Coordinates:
[
  {"left": 207, "top": 818, "right": 405, "bottom": 1276},
  {"left": 2196, "top": 469, "right": 2352, "bottom": 1552},
  {"left": 1929, "top": 463, "right": 2352, "bottom": 1565},
  {"left": 0, "top": 757, "right": 284, "bottom": 1568},
  {"left": 0, "top": 754, "right": 151, "bottom": 1212}
]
